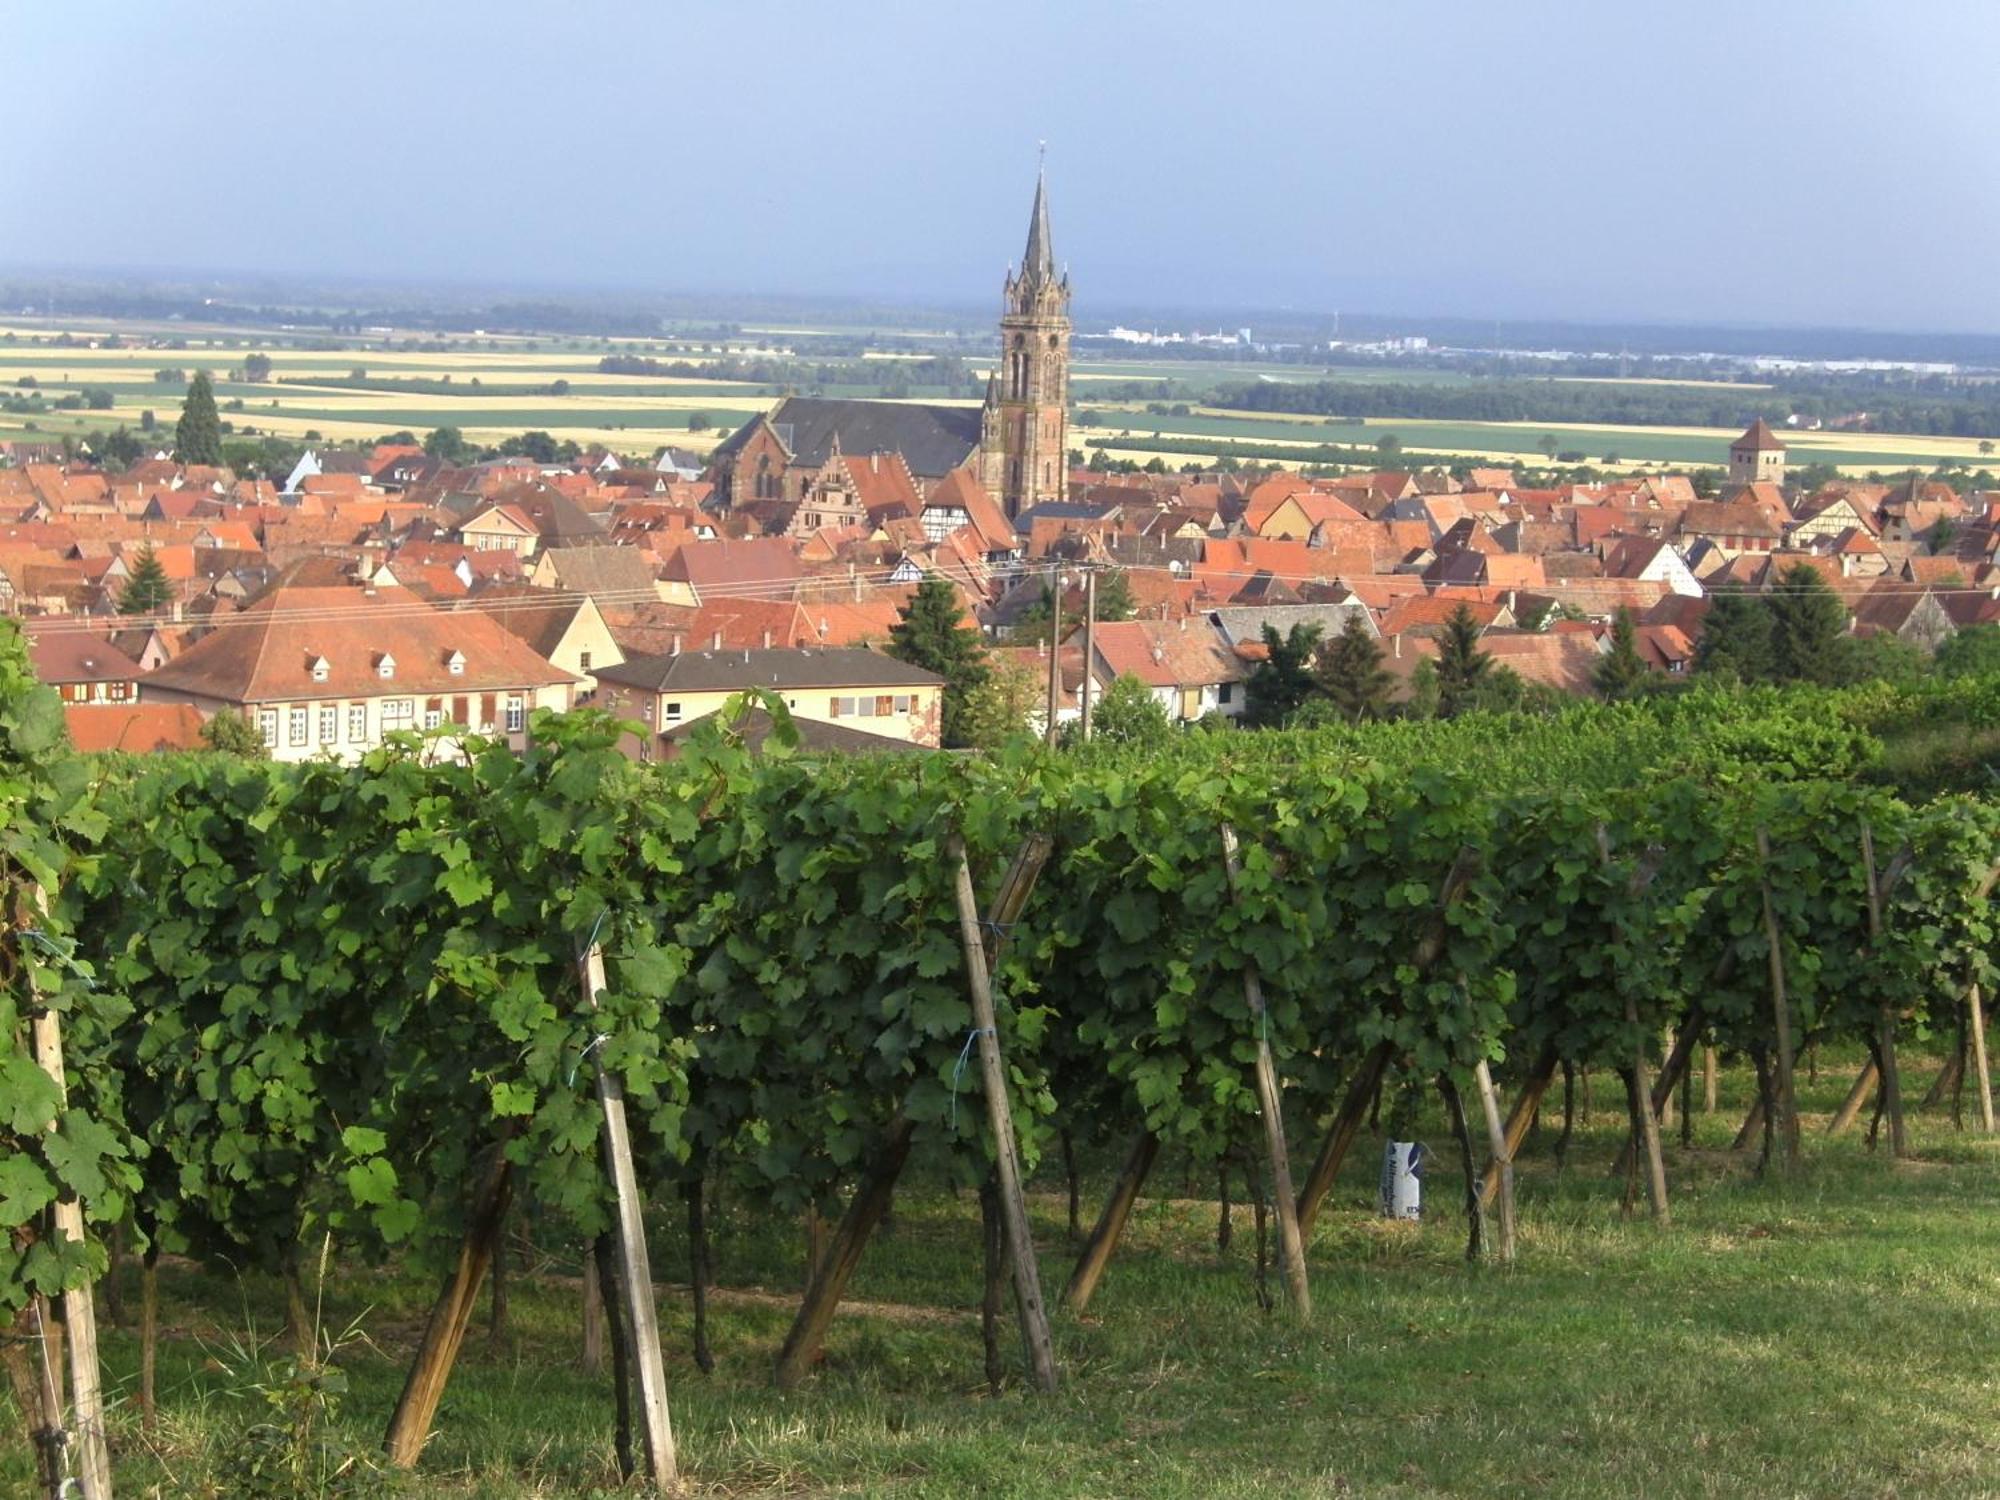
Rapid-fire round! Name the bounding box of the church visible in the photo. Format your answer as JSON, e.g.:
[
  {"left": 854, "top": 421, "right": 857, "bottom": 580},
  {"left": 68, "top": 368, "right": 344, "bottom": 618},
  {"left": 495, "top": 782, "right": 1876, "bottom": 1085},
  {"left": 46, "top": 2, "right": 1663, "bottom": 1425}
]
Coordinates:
[{"left": 704, "top": 169, "right": 1071, "bottom": 523}]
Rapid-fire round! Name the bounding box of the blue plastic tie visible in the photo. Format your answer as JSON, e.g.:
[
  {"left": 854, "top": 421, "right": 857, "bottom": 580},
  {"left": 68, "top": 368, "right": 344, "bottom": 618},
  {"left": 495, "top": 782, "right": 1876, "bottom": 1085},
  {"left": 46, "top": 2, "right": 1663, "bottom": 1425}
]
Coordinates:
[{"left": 950, "top": 1026, "right": 994, "bottom": 1129}]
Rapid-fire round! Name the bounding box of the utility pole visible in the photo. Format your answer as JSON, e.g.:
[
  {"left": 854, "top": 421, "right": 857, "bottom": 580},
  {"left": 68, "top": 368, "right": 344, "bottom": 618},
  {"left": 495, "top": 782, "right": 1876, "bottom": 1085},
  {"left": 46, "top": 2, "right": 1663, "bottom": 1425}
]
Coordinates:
[
  {"left": 1044, "top": 561, "right": 1062, "bottom": 745},
  {"left": 1080, "top": 569, "right": 1096, "bottom": 741}
]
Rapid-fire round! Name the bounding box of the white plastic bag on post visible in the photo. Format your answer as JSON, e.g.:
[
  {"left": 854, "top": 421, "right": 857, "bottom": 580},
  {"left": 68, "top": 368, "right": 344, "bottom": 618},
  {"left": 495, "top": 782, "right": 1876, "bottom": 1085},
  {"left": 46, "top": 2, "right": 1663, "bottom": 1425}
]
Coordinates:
[{"left": 1380, "top": 1140, "right": 1425, "bottom": 1220}]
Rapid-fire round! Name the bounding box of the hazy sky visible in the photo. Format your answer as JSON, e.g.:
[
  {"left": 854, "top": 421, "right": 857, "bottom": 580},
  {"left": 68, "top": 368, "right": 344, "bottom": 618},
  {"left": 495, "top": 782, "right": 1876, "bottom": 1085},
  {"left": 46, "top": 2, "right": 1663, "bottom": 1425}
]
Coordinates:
[{"left": 9, "top": 1, "right": 1997, "bottom": 331}]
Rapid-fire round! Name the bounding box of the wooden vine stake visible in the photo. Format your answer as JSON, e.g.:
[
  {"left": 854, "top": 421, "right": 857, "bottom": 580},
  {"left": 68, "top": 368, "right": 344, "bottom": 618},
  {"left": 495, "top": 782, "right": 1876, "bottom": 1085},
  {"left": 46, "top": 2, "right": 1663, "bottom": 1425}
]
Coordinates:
[
  {"left": 1063, "top": 1129, "right": 1158, "bottom": 1311},
  {"left": 1859, "top": 820, "right": 1908, "bottom": 1158},
  {"left": 1479, "top": 1045, "right": 1557, "bottom": 1209},
  {"left": 1596, "top": 827, "right": 1669, "bottom": 1225},
  {"left": 383, "top": 1144, "right": 513, "bottom": 1467},
  {"left": 1296, "top": 848, "right": 1479, "bottom": 1234},
  {"left": 1754, "top": 828, "right": 1802, "bottom": 1173},
  {"left": 1218, "top": 823, "right": 1311, "bottom": 1318},
  {"left": 1971, "top": 984, "right": 1997, "bottom": 1135},
  {"left": 577, "top": 941, "right": 677, "bottom": 1489},
  {"left": 15, "top": 888, "right": 113, "bottom": 1500},
  {"left": 1469, "top": 1058, "right": 1515, "bottom": 1262},
  {"left": 778, "top": 834, "right": 1050, "bottom": 1387},
  {"left": 948, "top": 834, "right": 1060, "bottom": 1391}
]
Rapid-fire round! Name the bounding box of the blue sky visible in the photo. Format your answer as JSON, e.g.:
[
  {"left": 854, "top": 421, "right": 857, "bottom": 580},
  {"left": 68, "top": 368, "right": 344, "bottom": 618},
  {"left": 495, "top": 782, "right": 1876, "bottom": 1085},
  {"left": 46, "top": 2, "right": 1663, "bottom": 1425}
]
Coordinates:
[{"left": 7, "top": 1, "right": 1996, "bottom": 330}]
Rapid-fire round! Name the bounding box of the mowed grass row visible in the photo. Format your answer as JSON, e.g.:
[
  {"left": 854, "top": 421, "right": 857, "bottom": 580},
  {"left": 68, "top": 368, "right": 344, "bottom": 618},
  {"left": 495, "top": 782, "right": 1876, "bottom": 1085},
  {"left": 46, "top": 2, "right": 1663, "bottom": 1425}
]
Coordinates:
[{"left": 21, "top": 1050, "right": 2000, "bottom": 1497}]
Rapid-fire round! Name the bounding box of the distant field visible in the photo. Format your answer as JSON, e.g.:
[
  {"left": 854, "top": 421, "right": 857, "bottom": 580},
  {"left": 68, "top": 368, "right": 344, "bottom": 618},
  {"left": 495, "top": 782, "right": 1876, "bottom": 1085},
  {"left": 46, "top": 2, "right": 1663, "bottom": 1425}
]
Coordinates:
[
  {"left": 0, "top": 318, "right": 1986, "bottom": 477},
  {"left": 1073, "top": 403, "right": 1988, "bottom": 474}
]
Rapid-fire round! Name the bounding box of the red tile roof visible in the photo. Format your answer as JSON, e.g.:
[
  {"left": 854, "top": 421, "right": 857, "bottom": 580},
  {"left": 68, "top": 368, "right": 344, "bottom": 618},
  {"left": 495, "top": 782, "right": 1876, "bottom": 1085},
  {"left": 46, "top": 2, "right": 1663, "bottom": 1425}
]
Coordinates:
[{"left": 140, "top": 584, "right": 575, "bottom": 705}]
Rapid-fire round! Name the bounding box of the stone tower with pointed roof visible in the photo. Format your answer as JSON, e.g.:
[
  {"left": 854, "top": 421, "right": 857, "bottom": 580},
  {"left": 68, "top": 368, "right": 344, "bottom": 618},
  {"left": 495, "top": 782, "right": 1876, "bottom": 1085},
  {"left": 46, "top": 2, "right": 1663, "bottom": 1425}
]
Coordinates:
[
  {"left": 979, "top": 165, "right": 1071, "bottom": 519},
  {"left": 1729, "top": 418, "right": 1787, "bottom": 489}
]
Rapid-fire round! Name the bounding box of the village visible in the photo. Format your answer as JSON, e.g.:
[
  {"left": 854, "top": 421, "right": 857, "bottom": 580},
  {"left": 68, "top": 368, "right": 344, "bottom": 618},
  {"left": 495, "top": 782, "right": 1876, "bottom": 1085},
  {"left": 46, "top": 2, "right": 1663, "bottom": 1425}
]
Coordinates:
[
  {"left": 4, "top": 175, "right": 1997, "bottom": 763},
  {"left": 4, "top": 397, "right": 1995, "bottom": 762}
]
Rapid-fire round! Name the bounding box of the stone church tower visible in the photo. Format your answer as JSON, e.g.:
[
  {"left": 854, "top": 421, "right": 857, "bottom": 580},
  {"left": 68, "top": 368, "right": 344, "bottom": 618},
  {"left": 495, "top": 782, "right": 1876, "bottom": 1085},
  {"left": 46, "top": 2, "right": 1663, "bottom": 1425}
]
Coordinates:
[{"left": 979, "top": 166, "right": 1070, "bottom": 518}]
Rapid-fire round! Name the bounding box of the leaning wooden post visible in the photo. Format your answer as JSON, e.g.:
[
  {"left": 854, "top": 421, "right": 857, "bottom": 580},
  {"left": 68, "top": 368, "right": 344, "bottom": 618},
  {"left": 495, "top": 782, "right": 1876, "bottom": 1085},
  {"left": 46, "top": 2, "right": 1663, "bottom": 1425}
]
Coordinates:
[
  {"left": 1470, "top": 1058, "right": 1515, "bottom": 1263},
  {"left": 17, "top": 892, "right": 112, "bottom": 1500},
  {"left": 1218, "top": 823, "right": 1311, "bottom": 1319},
  {"left": 1610, "top": 1006, "right": 1707, "bottom": 1181},
  {"left": 1859, "top": 821, "right": 1909, "bottom": 1158},
  {"left": 577, "top": 941, "right": 677, "bottom": 1489},
  {"left": 1967, "top": 861, "right": 2000, "bottom": 1137},
  {"left": 1970, "top": 984, "right": 1996, "bottom": 1135},
  {"left": 948, "top": 835, "right": 1060, "bottom": 1390},
  {"left": 1479, "top": 1045, "right": 1557, "bottom": 1209},
  {"left": 383, "top": 1144, "right": 514, "bottom": 1467},
  {"left": 1827, "top": 1060, "right": 1879, "bottom": 1135},
  {"left": 777, "top": 836, "right": 1052, "bottom": 1387},
  {"left": 1754, "top": 829, "right": 1802, "bottom": 1173},
  {"left": 1296, "top": 848, "right": 1480, "bottom": 1234},
  {"left": 1064, "top": 1130, "right": 1158, "bottom": 1312},
  {"left": 1595, "top": 828, "right": 1669, "bottom": 1224},
  {"left": 1296, "top": 1040, "right": 1393, "bottom": 1235}
]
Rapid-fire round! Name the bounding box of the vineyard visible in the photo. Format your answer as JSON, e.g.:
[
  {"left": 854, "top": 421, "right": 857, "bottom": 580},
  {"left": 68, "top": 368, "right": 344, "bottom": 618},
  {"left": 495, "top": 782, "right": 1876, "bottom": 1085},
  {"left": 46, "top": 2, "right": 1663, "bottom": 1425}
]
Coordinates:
[{"left": 7, "top": 618, "right": 2000, "bottom": 1496}]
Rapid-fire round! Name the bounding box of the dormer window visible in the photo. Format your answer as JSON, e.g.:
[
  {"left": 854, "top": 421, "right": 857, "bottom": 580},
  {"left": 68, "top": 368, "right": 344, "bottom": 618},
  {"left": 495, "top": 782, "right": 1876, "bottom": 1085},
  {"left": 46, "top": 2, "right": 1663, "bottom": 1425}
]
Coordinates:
[
  {"left": 308, "top": 654, "right": 330, "bottom": 683},
  {"left": 444, "top": 649, "right": 466, "bottom": 676},
  {"left": 376, "top": 653, "right": 396, "bottom": 680}
]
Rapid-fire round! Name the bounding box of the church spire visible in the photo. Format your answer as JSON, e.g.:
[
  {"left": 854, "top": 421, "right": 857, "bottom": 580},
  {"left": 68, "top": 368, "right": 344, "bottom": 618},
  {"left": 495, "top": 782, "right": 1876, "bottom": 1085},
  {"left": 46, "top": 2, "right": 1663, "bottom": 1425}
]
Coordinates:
[{"left": 1022, "top": 151, "right": 1053, "bottom": 282}]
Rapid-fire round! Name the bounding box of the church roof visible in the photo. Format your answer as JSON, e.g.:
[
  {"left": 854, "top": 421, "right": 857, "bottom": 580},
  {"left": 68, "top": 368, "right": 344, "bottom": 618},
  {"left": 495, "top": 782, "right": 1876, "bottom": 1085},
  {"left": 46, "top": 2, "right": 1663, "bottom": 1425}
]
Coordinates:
[
  {"left": 1733, "top": 418, "right": 1787, "bottom": 452},
  {"left": 758, "top": 397, "right": 983, "bottom": 478},
  {"left": 1023, "top": 165, "right": 1054, "bottom": 281}
]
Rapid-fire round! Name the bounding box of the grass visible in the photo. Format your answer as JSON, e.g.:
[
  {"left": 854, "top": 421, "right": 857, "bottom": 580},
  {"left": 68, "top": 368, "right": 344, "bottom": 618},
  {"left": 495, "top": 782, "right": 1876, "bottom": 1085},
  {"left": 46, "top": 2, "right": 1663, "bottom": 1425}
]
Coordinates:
[{"left": 13, "top": 1049, "right": 2000, "bottom": 1496}]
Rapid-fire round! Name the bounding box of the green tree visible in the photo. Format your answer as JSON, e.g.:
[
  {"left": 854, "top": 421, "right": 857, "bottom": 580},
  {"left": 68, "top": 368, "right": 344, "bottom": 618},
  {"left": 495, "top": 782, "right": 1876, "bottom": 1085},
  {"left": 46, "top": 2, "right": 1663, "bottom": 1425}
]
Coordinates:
[
  {"left": 887, "top": 575, "right": 989, "bottom": 748},
  {"left": 1594, "top": 606, "right": 1648, "bottom": 699},
  {"left": 1090, "top": 672, "right": 1172, "bottom": 744},
  {"left": 1695, "top": 592, "right": 1775, "bottom": 682},
  {"left": 118, "top": 546, "right": 174, "bottom": 615},
  {"left": 1404, "top": 656, "right": 1442, "bottom": 719},
  {"left": 1314, "top": 612, "right": 1394, "bottom": 721},
  {"left": 198, "top": 709, "right": 267, "bottom": 757},
  {"left": 424, "top": 426, "right": 472, "bottom": 463},
  {"left": 1767, "top": 563, "right": 1850, "bottom": 684},
  {"left": 1538, "top": 433, "right": 1560, "bottom": 460},
  {"left": 1434, "top": 605, "right": 1493, "bottom": 717},
  {"left": 1094, "top": 569, "right": 1137, "bottom": 623},
  {"left": 242, "top": 352, "right": 273, "bottom": 382},
  {"left": 957, "top": 655, "right": 1042, "bottom": 749},
  {"left": 173, "top": 370, "right": 222, "bottom": 465},
  {"left": 1243, "top": 622, "right": 1324, "bottom": 727},
  {"left": 1832, "top": 630, "right": 1923, "bottom": 685},
  {"left": 1936, "top": 623, "right": 2000, "bottom": 677}
]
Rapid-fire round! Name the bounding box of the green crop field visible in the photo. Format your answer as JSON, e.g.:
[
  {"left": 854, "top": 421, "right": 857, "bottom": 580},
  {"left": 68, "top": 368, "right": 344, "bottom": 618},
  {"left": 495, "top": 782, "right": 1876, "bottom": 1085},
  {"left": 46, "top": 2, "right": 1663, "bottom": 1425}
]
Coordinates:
[
  {"left": 36, "top": 1052, "right": 2000, "bottom": 1498},
  {"left": 0, "top": 317, "right": 1983, "bottom": 476},
  {"left": 1073, "top": 406, "right": 1982, "bottom": 474}
]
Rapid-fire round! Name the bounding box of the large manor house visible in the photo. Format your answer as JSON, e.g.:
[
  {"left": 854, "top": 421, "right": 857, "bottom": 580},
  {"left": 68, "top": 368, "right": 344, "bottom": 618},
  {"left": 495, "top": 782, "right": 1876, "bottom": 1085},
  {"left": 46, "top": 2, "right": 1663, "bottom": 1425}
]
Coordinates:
[{"left": 706, "top": 172, "right": 1071, "bottom": 525}]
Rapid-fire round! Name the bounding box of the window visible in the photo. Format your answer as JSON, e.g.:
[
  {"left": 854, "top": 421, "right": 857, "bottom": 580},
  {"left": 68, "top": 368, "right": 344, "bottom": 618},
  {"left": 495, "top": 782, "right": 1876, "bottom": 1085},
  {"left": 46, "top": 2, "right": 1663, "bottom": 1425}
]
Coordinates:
[
  {"left": 347, "top": 703, "right": 367, "bottom": 741},
  {"left": 423, "top": 708, "right": 443, "bottom": 730},
  {"left": 377, "top": 654, "right": 395, "bottom": 680},
  {"left": 445, "top": 651, "right": 465, "bottom": 676},
  {"left": 382, "top": 698, "right": 414, "bottom": 729},
  {"left": 317, "top": 705, "right": 337, "bottom": 743},
  {"left": 1218, "top": 683, "right": 1234, "bottom": 705},
  {"left": 258, "top": 708, "right": 278, "bottom": 747},
  {"left": 663, "top": 700, "right": 683, "bottom": 724},
  {"left": 504, "top": 697, "right": 525, "bottom": 733},
  {"left": 578, "top": 650, "right": 593, "bottom": 673},
  {"left": 310, "top": 657, "right": 329, "bottom": 683},
  {"left": 288, "top": 707, "right": 308, "bottom": 746}
]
